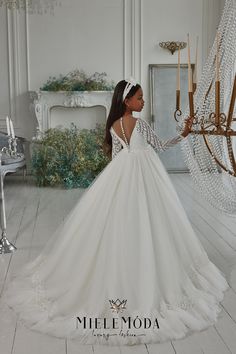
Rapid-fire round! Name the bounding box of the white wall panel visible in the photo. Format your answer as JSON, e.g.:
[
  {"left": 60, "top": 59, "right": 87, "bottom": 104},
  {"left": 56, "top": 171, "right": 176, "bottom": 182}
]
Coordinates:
[
  {"left": 27, "top": 0, "right": 124, "bottom": 90},
  {"left": 0, "top": 0, "right": 224, "bottom": 139}
]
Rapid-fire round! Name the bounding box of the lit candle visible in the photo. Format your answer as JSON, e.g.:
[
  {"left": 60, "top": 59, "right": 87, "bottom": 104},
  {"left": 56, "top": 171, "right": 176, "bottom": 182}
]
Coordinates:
[
  {"left": 6, "top": 116, "right": 10, "bottom": 136},
  {"left": 193, "top": 35, "right": 199, "bottom": 84},
  {"left": 216, "top": 31, "right": 220, "bottom": 81},
  {"left": 9, "top": 119, "right": 15, "bottom": 139},
  {"left": 187, "top": 33, "right": 193, "bottom": 92}
]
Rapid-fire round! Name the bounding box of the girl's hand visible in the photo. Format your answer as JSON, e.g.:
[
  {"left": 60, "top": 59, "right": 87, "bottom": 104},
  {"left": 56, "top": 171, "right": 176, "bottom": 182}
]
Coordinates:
[{"left": 181, "top": 116, "right": 194, "bottom": 137}]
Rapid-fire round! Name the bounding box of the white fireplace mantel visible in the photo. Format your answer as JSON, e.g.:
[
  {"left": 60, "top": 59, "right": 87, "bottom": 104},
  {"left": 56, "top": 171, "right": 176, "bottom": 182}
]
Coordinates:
[{"left": 30, "top": 90, "right": 113, "bottom": 137}]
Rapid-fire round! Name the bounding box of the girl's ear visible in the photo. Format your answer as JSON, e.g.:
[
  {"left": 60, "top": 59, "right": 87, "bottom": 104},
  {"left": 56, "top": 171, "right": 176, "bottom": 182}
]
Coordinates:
[{"left": 124, "top": 98, "right": 130, "bottom": 108}]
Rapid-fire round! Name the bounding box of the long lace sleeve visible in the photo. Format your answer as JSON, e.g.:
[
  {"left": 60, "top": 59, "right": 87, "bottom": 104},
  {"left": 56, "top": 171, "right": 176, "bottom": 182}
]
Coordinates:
[
  {"left": 137, "top": 118, "right": 185, "bottom": 153},
  {"left": 111, "top": 130, "right": 123, "bottom": 159}
]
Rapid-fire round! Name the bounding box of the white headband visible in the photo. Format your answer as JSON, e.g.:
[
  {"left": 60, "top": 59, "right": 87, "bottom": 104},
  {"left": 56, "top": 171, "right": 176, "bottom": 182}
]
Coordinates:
[{"left": 122, "top": 77, "right": 137, "bottom": 101}]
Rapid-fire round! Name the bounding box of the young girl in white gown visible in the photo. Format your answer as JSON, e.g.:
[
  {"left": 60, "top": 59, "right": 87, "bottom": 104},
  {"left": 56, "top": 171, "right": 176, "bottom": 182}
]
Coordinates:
[{"left": 3, "top": 79, "right": 229, "bottom": 346}]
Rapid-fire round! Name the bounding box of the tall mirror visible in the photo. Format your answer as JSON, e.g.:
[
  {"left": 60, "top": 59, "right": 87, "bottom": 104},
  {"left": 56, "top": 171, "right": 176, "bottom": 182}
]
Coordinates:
[{"left": 149, "top": 64, "right": 194, "bottom": 172}]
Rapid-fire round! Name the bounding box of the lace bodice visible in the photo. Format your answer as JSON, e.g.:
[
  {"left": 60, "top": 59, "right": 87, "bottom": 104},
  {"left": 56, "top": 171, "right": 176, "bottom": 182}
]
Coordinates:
[{"left": 110, "top": 118, "right": 185, "bottom": 159}]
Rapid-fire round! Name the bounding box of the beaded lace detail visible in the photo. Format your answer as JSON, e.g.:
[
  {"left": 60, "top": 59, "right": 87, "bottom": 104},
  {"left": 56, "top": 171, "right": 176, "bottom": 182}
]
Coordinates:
[
  {"left": 137, "top": 118, "right": 185, "bottom": 153},
  {"left": 110, "top": 129, "right": 123, "bottom": 159},
  {"left": 110, "top": 118, "right": 185, "bottom": 159},
  {"left": 28, "top": 255, "right": 213, "bottom": 314}
]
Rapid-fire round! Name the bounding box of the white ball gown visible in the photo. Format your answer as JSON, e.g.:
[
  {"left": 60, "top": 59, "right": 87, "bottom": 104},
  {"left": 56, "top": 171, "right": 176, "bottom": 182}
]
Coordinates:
[{"left": 2, "top": 117, "right": 229, "bottom": 346}]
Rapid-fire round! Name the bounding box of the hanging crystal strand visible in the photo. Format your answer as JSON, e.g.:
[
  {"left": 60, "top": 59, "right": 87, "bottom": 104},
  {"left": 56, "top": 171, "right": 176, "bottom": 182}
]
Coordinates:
[{"left": 178, "top": 0, "right": 236, "bottom": 215}]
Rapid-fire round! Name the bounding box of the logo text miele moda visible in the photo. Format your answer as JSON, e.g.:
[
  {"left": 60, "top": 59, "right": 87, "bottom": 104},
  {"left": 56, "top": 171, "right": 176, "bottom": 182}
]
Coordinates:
[
  {"left": 76, "top": 315, "right": 160, "bottom": 330},
  {"left": 75, "top": 299, "right": 160, "bottom": 338}
]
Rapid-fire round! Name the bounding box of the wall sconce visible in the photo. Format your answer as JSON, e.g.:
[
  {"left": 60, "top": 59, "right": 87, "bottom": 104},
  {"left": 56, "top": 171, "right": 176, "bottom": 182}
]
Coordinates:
[{"left": 159, "top": 41, "right": 187, "bottom": 55}]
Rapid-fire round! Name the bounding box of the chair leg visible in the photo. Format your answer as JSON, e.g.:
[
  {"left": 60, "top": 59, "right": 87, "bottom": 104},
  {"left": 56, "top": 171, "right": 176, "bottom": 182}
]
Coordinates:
[
  {"left": 0, "top": 173, "right": 17, "bottom": 254},
  {"left": 23, "top": 166, "right": 27, "bottom": 181}
]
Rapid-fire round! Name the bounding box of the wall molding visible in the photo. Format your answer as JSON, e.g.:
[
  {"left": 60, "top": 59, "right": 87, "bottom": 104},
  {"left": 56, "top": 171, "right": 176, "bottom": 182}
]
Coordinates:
[
  {"left": 123, "top": 0, "right": 142, "bottom": 84},
  {"left": 6, "top": 9, "right": 17, "bottom": 122},
  {"left": 2, "top": 7, "right": 29, "bottom": 134}
]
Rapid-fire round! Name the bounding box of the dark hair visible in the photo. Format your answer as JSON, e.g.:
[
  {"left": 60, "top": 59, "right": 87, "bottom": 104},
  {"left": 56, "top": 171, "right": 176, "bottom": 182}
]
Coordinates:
[{"left": 102, "top": 80, "right": 141, "bottom": 159}]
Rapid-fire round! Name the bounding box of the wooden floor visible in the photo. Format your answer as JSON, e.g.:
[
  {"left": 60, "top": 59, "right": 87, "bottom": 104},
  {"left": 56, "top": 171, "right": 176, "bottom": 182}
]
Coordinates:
[{"left": 0, "top": 174, "right": 236, "bottom": 354}]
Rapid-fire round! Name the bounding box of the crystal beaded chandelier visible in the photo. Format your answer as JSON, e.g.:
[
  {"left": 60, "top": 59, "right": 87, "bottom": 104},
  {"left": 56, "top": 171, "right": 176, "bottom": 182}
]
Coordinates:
[
  {"left": 177, "top": 0, "right": 236, "bottom": 215},
  {"left": 0, "top": 0, "right": 59, "bottom": 13}
]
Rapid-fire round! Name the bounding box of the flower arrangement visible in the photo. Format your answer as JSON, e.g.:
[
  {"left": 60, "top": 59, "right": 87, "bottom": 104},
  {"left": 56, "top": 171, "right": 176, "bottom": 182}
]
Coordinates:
[
  {"left": 40, "top": 70, "right": 115, "bottom": 92},
  {"left": 31, "top": 123, "right": 110, "bottom": 188}
]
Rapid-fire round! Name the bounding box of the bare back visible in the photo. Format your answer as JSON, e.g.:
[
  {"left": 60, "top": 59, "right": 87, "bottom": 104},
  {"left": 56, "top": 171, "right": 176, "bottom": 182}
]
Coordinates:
[{"left": 111, "top": 117, "right": 138, "bottom": 145}]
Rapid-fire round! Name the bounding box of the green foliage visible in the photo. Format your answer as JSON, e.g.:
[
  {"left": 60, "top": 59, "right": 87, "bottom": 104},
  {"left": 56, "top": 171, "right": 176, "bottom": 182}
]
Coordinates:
[
  {"left": 31, "top": 123, "right": 110, "bottom": 188},
  {"left": 40, "top": 70, "right": 115, "bottom": 92}
]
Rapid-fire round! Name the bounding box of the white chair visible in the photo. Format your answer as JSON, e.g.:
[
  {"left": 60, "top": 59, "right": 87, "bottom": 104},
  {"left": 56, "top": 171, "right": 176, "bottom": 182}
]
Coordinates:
[{"left": 0, "top": 131, "right": 26, "bottom": 254}]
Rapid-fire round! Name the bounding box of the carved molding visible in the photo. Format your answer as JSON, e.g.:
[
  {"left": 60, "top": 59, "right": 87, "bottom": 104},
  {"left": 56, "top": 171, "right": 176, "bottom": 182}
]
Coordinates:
[{"left": 30, "top": 90, "right": 114, "bottom": 136}]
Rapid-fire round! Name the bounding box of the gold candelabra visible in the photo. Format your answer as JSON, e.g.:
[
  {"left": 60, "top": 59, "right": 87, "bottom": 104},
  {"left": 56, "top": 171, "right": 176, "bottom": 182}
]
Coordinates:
[{"left": 174, "top": 32, "right": 236, "bottom": 177}]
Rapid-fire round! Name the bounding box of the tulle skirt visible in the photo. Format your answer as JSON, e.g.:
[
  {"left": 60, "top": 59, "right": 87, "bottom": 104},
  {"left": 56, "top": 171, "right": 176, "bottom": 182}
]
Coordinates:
[{"left": 2, "top": 146, "right": 229, "bottom": 345}]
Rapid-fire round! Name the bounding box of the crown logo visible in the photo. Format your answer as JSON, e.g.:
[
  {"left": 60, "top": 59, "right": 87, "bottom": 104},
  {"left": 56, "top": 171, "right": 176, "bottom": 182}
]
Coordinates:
[{"left": 109, "top": 299, "right": 127, "bottom": 313}]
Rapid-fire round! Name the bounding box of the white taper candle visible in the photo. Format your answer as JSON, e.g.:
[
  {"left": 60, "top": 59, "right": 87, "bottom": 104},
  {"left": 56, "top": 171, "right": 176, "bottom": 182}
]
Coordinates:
[
  {"left": 187, "top": 33, "right": 193, "bottom": 92},
  {"left": 9, "top": 119, "right": 15, "bottom": 139},
  {"left": 6, "top": 116, "right": 10, "bottom": 136}
]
